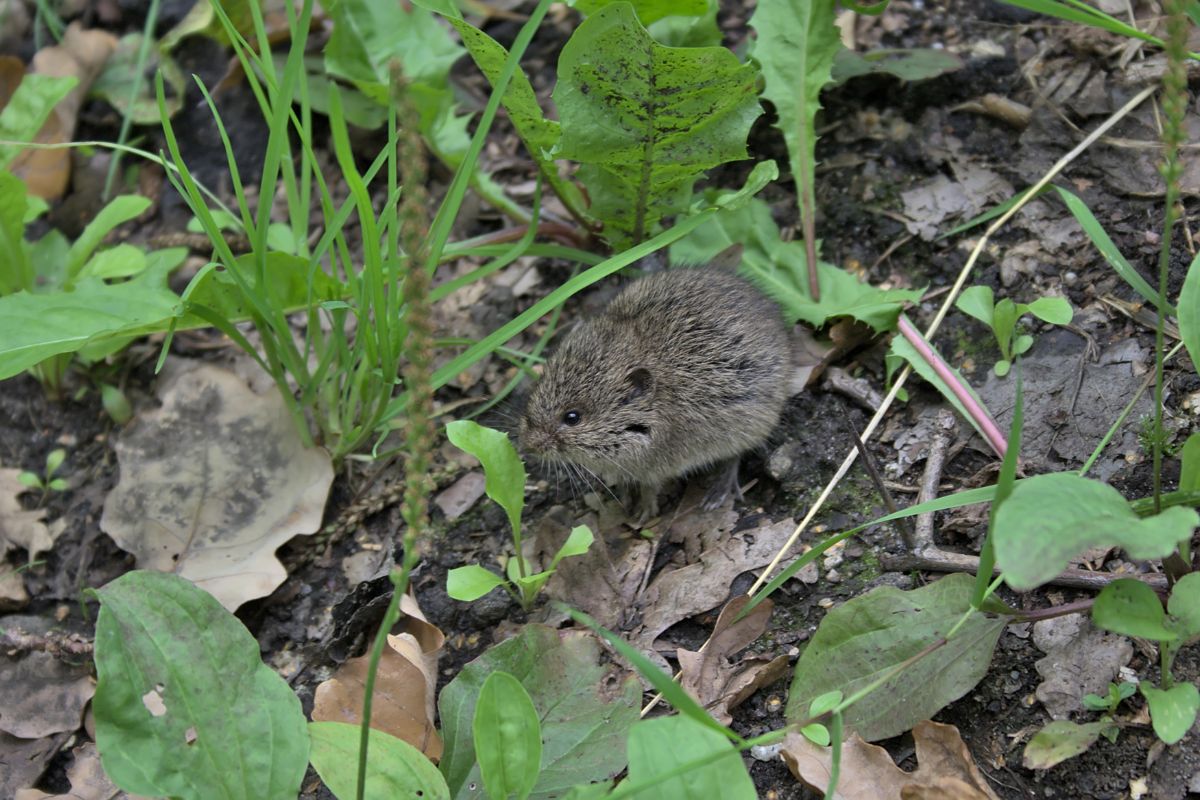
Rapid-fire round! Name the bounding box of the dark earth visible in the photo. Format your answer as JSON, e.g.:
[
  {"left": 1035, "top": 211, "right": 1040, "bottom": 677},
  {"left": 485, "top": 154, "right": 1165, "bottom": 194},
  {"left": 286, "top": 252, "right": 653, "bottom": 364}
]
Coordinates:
[{"left": 2, "top": 0, "right": 1199, "bottom": 798}]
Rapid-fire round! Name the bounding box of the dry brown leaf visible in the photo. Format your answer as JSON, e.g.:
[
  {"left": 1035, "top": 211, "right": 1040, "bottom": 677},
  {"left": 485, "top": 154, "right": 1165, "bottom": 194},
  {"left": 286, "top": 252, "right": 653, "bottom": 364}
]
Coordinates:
[
  {"left": 783, "top": 720, "right": 1000, "bottom": 800},
  {"left": 14, "top": 741, "right": 150, "bottom": 800},
  {"left": 312, "top": 594, "right": 445, "bottom": 761},
  {"left": 99, "top": 360, "right": 334, "bottom": 611},
  {"left": 0, "top": 651, "right": 94, "bottom": 738},
  {"left": 0, "top": 469, "right": 53, "bottom": 560},
  {"left": 677, "top": 596, "right": 788, "bottom": 724},
  {"left": 11, "top": 23, "right": 116, "bottom": 199}
]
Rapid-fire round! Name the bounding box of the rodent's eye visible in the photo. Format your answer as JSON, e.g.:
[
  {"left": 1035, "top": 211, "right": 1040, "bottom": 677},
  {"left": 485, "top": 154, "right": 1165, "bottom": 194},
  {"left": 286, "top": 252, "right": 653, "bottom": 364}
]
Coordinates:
[{"left": 561, "top": 410, "right": 582, "bottom": 426}]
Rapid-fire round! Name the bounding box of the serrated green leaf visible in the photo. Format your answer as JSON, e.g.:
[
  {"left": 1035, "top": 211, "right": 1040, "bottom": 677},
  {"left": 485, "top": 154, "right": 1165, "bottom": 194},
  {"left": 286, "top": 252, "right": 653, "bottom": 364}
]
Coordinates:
[
  {"left": 0, "top": 74, "right": 76, "bottom": 170},
  {"left": 439, "top": 625, "right": 640, "bottom": 800},
  {"left": 1093, "top": 579, "right": 1177, "bottom": 641},
  {"left": 445, "top": 420, "right": 525, "bottom": 537},
  {"left": 93, "top": 571, "right": 308, "bottom": 799},
  {"left": 551, "top": 525, "right": 594, "bottom": 565},
  {"left": 786, "top": 573, "right": 1006, "bottom": 742},
  {"left": 1142, "top": 683, "right": 1200, "bottom": 745},
  {"left": 749, "top": 0, "right": 840, "bottom": 249},
  {"left": 1023, "top": 720, "right": 1109, "bottom": 769},
  {"left": 447, "top": 564, "right": 508, "bottom": 601},
  {"left": 672, "top": 196, "right": 921, "bottom": 331},
  {"left": 553, "top": 2, "right": 761, "bottom": 246},
  {"left": 573, "top": 0, "right": 706, "bottom": 25},
  {"left": 625, "top": 715, "right": 755, "bottom": 799},
  {"left": 309, "top": 721, "right": 450, "bottom": 799},
  {"left": 994, "top": 473, "right": 1199, "bottom": 591},
  {"left": 475, "top": 673, "right": 542, "bottom": 800}
]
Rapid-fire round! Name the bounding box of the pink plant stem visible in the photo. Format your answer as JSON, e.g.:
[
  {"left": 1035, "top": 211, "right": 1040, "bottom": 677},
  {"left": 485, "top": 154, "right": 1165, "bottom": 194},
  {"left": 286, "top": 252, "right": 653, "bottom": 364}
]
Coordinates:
[{"left": 897, "top": 314, "right": 1008, "bottom": 458}]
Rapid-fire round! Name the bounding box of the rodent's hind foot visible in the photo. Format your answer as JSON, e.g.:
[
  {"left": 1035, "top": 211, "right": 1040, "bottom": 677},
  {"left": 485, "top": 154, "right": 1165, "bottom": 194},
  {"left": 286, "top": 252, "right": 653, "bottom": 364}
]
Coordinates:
[
  {"left": 620, "top": 484, "right": 661, "bottom": 527},
  {"left": 700, "top": 459, "right": 743, "bottom": 511}
]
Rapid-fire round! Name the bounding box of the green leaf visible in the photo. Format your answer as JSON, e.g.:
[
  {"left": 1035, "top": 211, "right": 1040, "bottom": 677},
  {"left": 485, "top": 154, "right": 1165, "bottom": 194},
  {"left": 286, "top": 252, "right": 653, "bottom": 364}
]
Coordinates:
[
  {"left": 447, "top": 565, "right": 508, "bottom": 601},
  {"left": 438, "top": 625, "right": 640, "bottom": 799},
  {"left": 1025, "top": 295, "right": 1073, "bottom": 325},
  {"left": 0, "top": 74, "right": 76, "bottom": 170},
  {"left": 1092, "top": 579, "right": 1177, "bottom": 641},
  {"left": 44, "top": 448, "right": 66, "bottom": 475},
  {"left": 646, "top": 0, "right": 721, "bottom": 48},
  {"left": 832, "top": 47, "right": 962, "bottom": 83},
  {"left": 16, "top": 471, "right": 40, "bottom": 488},
  {"left": 0, "top": 170, "right": 33, "bottom": 295},
  {"left": 994, "top": 359, "right": 1012, "bottom": 377},
  {"left": 1167, "top": 572, "right": 1200, "bottom": 638},
  {"left": 553, "top": 2, "right": 761, "bottom": 246},
  {"left": 1181, "top": 248, "right": 1200, "bottom": 373},
  {"left": 994, "top": 473, "right": 1199, "bottom": 591},
  {"left": 309, "top": 721, "right": 450, "bottom": 799},
  {"left": 1141, "top": 683, "right": 1200, "bottom": 745},
  {"left": 800, "top": 723, "right": 830, "bottom": 746},
  {"left": 65, "top": 195, "right": 153, "bottom": 281},
  {"left": 1054, "top": 185, "right": 1172, "bottom": 312},
  {"left": 749, "top": 0, "right": 840, "bottom": 252},
  {"left": 0, "top": 264, "right": 181, "bottom": 381},
  {"left": 786, "top": 573, "right": 1006, "bottom": 742},
  {"left": 445, "top": 420, "right": 526, "bottom": 537},
  {"left": 808, "top": 690, "right": 842, "bottom": 718},
  {"left": 573, "top": 0, "right": 707, "bottom": 25},
  {"left": 992, "top": 298, "right": 1019, "bottom": 358},
  {"left": 625, "top": 715, "right": 755, "bottom": 799},
  {"left": 1023, "top": 720, "right": 1110, "bottom": 769},
  {"left": 672, "top": 196, "right": 921, "bottom": 331},
  {"left": 324, "top": 0, "right": 471, "bottom": 163},
  {"left": 91, "top": 33, "right": 186, "bottom": 123},
  {"left": 474, "top": 672, "right": 542, "bottom": 800},
  {"left": 888, "top": 330, "right": 996, "bottom": 448},
  {"left": 1180, "top": 432, "right": 1200, "bottom": 493},
  {"left": 79, "top": 244, "right": 148, "bottom": 280},
  {"left": 179, "top": 251, "right": 344, "bottom": 328},
  {"left": 93, "top": 571, "right": 308, "bottom": 799},
  {"left": 955, "top": 285, "right": 995, "bottom": 326},
  {"left": 549, "top": 525, "right": 594, "bottom": 570},
  {"left": 100, "top": 383, "right": 133, "bottom": 425}
]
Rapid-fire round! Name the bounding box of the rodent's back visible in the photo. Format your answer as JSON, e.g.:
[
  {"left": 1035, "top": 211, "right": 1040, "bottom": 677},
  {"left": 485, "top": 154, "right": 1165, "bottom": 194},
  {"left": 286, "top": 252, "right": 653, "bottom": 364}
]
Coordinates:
[{"left": 519, "top": 267, "right": 792, "bottom": 487}]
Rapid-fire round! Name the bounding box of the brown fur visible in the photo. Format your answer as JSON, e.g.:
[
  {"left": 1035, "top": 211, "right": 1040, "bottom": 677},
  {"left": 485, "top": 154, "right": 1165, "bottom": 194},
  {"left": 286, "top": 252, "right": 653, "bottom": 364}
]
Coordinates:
[{"left": 518, "top": 267, "right": 791, "bottom": 503}]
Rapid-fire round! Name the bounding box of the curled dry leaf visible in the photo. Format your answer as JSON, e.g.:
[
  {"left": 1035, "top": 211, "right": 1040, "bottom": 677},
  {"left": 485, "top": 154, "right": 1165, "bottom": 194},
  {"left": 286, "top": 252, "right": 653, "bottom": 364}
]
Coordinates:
[
  {"left": 783, "top": 720, "right": 1000, "bottom": 800},
  {"left": 677, "top": 596, "right": 789, "bottom": 725},
  {"left": 11, "top": 23, "right": 117, "bottom": 199},
  {"left": 0, "top": 468, "right": 53, "bottom": 559},
  {"left": 99, "top": 361, "right": 334, "bottom": 611},
  {"left": 312, "top": 594, "right": 445, "bottom": 761}
]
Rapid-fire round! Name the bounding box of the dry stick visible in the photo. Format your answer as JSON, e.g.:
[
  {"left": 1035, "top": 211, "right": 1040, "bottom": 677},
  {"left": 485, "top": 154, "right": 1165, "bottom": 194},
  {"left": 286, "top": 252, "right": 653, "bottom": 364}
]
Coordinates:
[{"left": 746, "top": 84, "right": 1158, "bottom": 598}]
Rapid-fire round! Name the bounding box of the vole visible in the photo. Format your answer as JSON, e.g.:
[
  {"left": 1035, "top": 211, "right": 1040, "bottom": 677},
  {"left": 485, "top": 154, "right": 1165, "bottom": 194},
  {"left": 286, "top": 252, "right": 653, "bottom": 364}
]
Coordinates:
[{"left": 517, "top": 264, "right": 792, "bottom": 521}]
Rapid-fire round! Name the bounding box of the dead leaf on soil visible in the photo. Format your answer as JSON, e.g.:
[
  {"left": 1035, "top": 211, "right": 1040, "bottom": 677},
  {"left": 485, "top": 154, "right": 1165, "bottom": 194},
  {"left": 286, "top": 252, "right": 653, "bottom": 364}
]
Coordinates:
[
  {"left": 99, "top": 360, "right": 334, "bottom": 611},
  {"left": 0, "top": 650, "right": 94, "bottom": 738},
  {"left": 1032, "top": 615, "right": 1132, "bottom": 720},
  {"left": 783, "top": 720, "right": 1000, "bottom": 800},
  {"left": 14, "top": 741, "right": 150, "bottom": 800},
  {"left": 0, "top": 468, "right": 54, "bottom": 560},
  {"left": 7, "top": 23, "right": 117, "bottom": 199},
  {"left": 312, "top": 593, "right": 445, "bottom": 761},
  {"left": 677, "top": 596, "right": 789, "bottom": 725},
  {"left": 434, "top": 470, "right": 486, "bottom": 520},
  {"left": 0, "top": 730, "right": 72, "bottom": 799}
]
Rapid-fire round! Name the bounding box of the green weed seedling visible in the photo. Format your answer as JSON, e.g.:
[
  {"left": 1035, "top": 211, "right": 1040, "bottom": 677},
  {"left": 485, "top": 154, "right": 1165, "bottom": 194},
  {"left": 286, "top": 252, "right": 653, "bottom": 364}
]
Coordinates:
[
  {"left": 18, "top": 448, "right": 68, "bottom": 503},
  {"left": 445, "top": 420, "right": 593, "bottom": 610},
  {"left": 1082, "top": 680, "right": 1137, "bottom": 716},
  {"left": 1092, "top": 573, "right": 1200, "bottom": 745},
  {"left": 955, "top": 285, "right": 1073, "bottom": 376}
]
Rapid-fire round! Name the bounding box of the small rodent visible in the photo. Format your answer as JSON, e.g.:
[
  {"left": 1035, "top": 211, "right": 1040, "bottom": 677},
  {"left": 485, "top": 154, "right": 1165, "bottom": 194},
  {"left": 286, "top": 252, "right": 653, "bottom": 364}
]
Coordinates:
[{"left": 518, "top": 265, "right": 792, "bottom": 518}]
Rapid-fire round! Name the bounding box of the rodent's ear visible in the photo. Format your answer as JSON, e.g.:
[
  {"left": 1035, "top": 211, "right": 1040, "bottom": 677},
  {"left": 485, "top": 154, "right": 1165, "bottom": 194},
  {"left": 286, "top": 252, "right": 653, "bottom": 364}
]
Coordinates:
[{"left": 624, "top": 367, "right": 654, "bottom": 402}]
